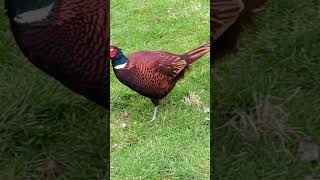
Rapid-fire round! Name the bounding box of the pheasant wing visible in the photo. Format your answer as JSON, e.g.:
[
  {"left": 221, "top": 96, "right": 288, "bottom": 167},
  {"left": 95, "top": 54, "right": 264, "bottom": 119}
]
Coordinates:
[
  {"left": 129, "top": 52, "right": 187, "bottom": 79},
  {"left": 211, "top": 0, "right": 244, "bottom": 40},
  {"left": 155, "top": 53, "right": 187, "bottom": 79}
]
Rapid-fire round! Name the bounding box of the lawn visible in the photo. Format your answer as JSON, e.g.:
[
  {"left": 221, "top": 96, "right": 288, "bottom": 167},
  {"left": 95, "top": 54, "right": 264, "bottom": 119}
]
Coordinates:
[
  {"left": 0, "top": 2, "right": 107, "bottom": 179},
  {"left": 214, "top": 0, "right": 320, "bottom": 179},
  {"left": 110, "top": 0, "right": 210, "bottom": 179}
]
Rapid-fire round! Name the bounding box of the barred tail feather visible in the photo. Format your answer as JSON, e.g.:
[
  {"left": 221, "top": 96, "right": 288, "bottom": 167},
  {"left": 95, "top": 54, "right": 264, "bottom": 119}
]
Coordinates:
[{"left": 183, "top": 43, "right": 210, "bottom": 64}]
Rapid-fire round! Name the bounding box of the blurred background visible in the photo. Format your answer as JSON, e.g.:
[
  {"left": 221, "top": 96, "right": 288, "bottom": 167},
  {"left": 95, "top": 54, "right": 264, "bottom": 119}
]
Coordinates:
[
  {"left": 0, "top": 1, "right": 107, "bottom": 179},
  {"left": 214, "top": 0, "right": 320, "bottom": 179}
]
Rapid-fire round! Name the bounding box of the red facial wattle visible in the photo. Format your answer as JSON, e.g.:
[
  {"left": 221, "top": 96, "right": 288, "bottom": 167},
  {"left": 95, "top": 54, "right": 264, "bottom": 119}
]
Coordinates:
[{"left": 110, "top": 49, "right": 116, "bottom": 58}]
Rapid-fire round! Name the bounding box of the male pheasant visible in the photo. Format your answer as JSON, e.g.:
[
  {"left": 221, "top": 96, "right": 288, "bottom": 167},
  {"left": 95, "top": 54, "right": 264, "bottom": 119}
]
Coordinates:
[
  {"left": 5, "top": 0, "right": 109, "bottom": 107},
  {"left": 110, "top": 44, "right": 210, "bottom": 123},
  {"left": 212, "top": 0, "right": 267, "bottom": 57}
]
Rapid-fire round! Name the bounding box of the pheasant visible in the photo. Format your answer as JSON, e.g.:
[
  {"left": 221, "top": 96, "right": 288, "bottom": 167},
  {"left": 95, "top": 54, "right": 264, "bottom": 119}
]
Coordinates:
[
  {"left": 5, "top": 0, "right": 109, "bottom": 107},
  {"left": 110, "top": 44, "right": 210, "bottom": 123},
  {"left": 212, "top": 0, "right": 267, "bottom": 57}
]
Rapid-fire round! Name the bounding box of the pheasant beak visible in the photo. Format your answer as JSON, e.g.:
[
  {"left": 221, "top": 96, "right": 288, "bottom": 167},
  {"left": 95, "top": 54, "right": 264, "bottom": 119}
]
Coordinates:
[{"left": 110, "top": 48, "right": 116, "bottom": 59}]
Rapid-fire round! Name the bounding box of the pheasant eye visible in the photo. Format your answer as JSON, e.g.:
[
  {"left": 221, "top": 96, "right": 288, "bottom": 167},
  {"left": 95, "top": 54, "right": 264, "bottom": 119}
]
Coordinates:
[{"left": 110, "top": 48, "right": 116, "bottom": 58}]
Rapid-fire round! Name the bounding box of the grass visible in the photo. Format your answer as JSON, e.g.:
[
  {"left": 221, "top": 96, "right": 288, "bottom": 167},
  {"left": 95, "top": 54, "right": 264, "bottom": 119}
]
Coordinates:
[
  {"left": 214, "top": 0, "right": 320, "bottom": 179},
  {"left": 110, "top": 0, "right": 210, "bottom": 179},
  {"left": 0, "top": 2, "right": 107, "bottom": 179}
]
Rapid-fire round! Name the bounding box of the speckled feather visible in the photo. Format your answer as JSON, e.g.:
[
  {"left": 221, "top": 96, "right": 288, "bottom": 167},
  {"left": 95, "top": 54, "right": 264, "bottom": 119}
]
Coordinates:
[{"left": 6, "top": 0, "right": 109, "bottom": 107}]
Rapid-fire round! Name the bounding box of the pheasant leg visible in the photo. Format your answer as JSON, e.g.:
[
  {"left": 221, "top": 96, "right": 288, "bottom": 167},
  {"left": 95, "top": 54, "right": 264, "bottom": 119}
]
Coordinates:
[{"left": 150, "top": 106, "right": 158, "bottom": 123}]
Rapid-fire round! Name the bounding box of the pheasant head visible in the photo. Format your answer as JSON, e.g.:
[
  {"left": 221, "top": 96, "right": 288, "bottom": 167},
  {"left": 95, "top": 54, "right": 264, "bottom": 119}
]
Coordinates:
[{"left": 110, "top": 46, "right": 128, "bottom": 70}]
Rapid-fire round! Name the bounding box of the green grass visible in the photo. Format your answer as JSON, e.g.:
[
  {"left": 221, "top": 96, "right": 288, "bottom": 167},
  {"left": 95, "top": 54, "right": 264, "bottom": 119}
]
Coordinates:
[
  {"left": 0, "top": 2, "right": 107, "bottom": 179},
  {"left": 110, "top": 0, "right": 210, "bottom": 179},
  {"left": 214, "top": 0, "right": 320, "bottom": 179}
]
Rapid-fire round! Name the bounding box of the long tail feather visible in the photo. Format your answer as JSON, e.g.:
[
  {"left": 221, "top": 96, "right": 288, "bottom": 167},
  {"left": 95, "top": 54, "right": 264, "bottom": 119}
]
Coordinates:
[{"left": 183, "top": 43, "right": 210, "bottom": 64}]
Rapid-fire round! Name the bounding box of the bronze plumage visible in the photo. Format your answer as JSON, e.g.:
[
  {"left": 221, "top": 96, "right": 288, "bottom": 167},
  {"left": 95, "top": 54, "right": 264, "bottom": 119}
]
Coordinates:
[{"left": 5, "top": 0, "right": 109, "bottom": 107}]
